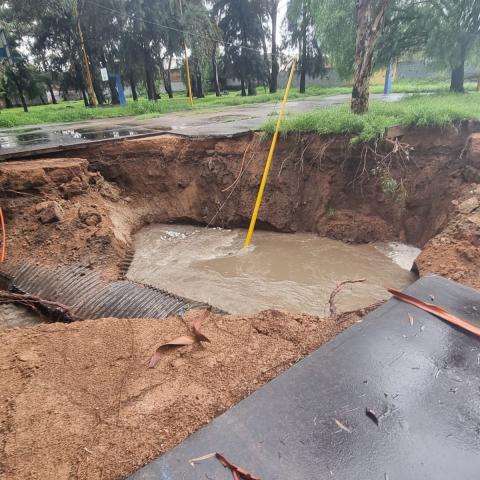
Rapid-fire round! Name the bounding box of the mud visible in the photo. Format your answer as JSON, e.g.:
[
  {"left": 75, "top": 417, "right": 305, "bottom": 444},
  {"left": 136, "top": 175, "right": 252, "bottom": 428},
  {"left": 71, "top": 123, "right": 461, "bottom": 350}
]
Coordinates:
[{"left": 129, "top": 224, "right": 418, "bottom": 315}]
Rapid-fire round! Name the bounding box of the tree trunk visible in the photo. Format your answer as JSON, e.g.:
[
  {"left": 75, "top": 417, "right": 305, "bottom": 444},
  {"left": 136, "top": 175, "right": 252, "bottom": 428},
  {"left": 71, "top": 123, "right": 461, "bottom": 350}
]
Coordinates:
[
  {"left": 241, "top": 78, "right": 246, "bottom": 96},
  {"left": 154, "top": 81, "right": 161, "bottom": 100},
  {"left": 91, "top": 73, "right": 106, "bottom": 105},
  {"left": 163, "top": 55, "right": 174, "bottom": 99},
  {"left": 450, "top": 63, "right": 465, "bottom": 93},
  {"left": 47, "top": 82, "right": 57, "bottom": 104},
  {"left": 102, "top": 54, "right": 120, "bottom": 104},
  {"left": 351, "top": 0, "right": 389, "bottom": 114},
  {"left": 40, "top": 93, "right": 47, "bottom": 105},
  {"left": 248, "top": 80, "right": 256, "bottom": 96},
  {"left": 107, "top": 76, "right": 120, "bottom": 104},
  {"left": 144, "top": 52, "right": 156, "bottom": 101},
  {"left": 260, "top": 27, "right": 269, "bottom": 88},
  {"left": 11, "top": 73, "right": 28, "bottom": 112},
  {"left": 192, "top": 60, "right": 204, "bottom": 98},
  {"left": 269, "top": 0, "right": 279, "bottom": 93},
  {"left": 299, "top": 6, "right": 307, "bottom": 94},
  {"left": 130, "top": 74, "right": 138, "bottom": 101},
  {"left": 81, "top": 88, "right": 89, "bottom": 107},
  {"left": 212, "top": 45, "right": 221, "bottom": 96}
]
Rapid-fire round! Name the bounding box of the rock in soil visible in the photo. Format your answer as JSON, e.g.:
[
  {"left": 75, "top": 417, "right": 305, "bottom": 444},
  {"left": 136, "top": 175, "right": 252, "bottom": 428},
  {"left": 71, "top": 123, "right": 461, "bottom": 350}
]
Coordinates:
[{"left": 35, "top": 201, "right": 64, "bottom": 224}]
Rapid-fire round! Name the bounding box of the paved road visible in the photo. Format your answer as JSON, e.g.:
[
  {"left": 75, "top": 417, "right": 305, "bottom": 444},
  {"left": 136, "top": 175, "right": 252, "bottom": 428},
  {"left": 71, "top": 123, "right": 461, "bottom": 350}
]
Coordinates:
[{"left": 0, "top": 93, "right": 404, "bottom": 159}]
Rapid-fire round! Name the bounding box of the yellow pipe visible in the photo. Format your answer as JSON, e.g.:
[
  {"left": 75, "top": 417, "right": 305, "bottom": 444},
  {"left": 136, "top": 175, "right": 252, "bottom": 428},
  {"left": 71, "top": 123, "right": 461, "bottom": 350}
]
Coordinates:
[
  {"left": 244, "top": 60, "right": 296, "bottom": 248},
  {"left": 179, "top": 0, "right": 194, "bottom": 107},
  {"left": 184, "top": 43, "right": 194, "bottom": 107}
]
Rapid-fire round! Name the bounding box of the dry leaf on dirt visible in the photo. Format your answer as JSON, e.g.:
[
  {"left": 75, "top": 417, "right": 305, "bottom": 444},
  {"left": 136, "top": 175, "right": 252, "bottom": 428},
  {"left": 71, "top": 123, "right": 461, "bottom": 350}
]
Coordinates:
[{"left": 147, "top": 309, "right": 212, "bottom": 368}]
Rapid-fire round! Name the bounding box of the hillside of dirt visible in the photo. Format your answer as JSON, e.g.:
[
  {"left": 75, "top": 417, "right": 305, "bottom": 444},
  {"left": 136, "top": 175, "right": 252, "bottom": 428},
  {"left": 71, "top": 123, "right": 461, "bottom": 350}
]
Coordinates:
[
  {"left": 0, "top": 307, "right": 370, "bottom": 480},
  {"left": 2, "top": 125, "right": 480, "bottom": 287}
]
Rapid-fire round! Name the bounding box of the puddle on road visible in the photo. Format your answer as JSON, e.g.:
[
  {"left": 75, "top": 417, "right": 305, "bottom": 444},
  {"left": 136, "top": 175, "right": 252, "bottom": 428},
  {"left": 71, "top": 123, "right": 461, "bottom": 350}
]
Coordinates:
[
  {"left": 128, "top": 224, "right": 420, "bottom": 315},
  {"left": 0, "top": 127, "right": 166, "bottom": 149}
]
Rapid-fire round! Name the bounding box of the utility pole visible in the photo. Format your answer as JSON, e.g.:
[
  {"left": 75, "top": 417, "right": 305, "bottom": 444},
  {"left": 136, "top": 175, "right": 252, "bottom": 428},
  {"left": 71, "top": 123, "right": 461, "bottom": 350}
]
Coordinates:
[
  {"left": 74, "top": 0, "right": 97, "bottom": 107},
  {"left": 179, "top": 0, "right": 194, "bottom": 107}
]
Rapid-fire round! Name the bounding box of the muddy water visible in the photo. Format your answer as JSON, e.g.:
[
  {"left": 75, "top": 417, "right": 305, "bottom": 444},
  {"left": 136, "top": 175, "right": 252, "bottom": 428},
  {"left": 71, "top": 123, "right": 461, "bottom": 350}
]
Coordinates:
[
  {"left": 128, "top": 225, "right": 420, "bottom": 316},
  {"left": 0, "top": 304, "right": 45, "bottom": 329}
]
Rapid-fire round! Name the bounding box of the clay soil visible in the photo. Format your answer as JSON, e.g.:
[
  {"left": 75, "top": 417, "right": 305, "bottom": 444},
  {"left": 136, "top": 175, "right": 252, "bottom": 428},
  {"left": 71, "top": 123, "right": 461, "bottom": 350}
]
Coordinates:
[
  {"left": 0, "top": 307, "right": 369, "bottom": 480},
  {"left": 2, "top": 125, "right": 480, "bottom": 479}
]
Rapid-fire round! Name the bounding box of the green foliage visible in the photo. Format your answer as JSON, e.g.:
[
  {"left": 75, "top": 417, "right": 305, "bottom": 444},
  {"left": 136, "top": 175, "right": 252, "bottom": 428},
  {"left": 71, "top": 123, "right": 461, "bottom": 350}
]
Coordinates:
[
  {"left": 285, "top": 0, "right": 325, "bottom": 80},
  {"left": 213, "top": 0, "right": 269, "bottom": 94},
  {"left": 262, "top": 92, "right": 480, "bottom": 143},
  {"left": 312, "top": 0, "right": 356, "bottom": 79},
  {"left": 380, "top": 173, "right": 398, "bottom": 195},
  {"left": 326, "top": 207, "right": 336, "bottom": 218},
  {"left": 424, "top": 0, "right": 480, "bottom": 72}
]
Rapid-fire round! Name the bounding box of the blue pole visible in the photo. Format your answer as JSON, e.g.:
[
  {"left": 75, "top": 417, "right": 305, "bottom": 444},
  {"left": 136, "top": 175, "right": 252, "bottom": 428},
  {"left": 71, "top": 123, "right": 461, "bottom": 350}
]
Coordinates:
[
  {"left": 384, "top": 62, "right": 393, "bottom": 95},
  {"left": 114, "top": 74, "right": 127, "bottom": 105}
]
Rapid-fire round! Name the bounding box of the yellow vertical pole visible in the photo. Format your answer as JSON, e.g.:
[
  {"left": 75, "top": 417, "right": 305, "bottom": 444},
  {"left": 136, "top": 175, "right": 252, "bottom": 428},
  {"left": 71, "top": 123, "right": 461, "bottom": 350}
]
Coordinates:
[
  {"left": 74, "top": 0, "right": 97, "bottom": 107},
  {"left": 244, "top": 60, "right": 296, "bottom": 248},
  {"left": 179, "top": 0, "right": 194, "bottom": 107}
]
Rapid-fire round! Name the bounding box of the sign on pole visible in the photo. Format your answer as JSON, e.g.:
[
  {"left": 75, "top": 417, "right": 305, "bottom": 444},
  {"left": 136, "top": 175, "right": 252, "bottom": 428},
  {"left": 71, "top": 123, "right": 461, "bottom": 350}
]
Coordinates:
[{"left": 100, "top": 67, "right": 109, "bottom": 82}]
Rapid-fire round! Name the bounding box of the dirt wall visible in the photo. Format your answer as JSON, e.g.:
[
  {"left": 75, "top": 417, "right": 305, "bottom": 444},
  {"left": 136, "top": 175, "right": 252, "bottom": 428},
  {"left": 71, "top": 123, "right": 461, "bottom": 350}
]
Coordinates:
[{"left": 2, "top": 124, "right": 480, "bottom": 287}]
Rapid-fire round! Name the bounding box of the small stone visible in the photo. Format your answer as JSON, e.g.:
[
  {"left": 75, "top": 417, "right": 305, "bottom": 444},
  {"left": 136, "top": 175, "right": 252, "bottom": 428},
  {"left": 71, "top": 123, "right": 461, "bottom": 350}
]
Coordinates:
[
  {"left": 458, "top": 197, "right": 479, "bottom": 214},
  {"left": 60, "top": 176, "right": 87, "bottom": 198},
  {"left": 78, "top": 207, "right": 102, "bottom": 226},
  {"left": 99, "top": 182, "right": 120, "bottom": 202},
  {"left": 35, "top": 201, "right": 64, "bottom": 224},
  {"left": 467, "top": 212, "right": 480, "bottom": 227}
]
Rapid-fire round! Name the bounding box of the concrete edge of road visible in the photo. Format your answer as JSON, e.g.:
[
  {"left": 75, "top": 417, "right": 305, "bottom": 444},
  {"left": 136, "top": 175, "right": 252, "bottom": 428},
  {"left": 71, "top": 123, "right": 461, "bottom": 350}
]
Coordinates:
[{"left": 0, "top": 130, "right": 255, "bottom": 162}]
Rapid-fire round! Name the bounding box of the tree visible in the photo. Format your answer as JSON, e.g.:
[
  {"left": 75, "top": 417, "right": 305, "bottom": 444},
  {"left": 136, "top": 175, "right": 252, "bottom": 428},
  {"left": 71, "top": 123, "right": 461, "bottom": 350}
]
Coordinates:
[
  {"left": 351, "top": 0, "right": 390, "bottom": 113},
  {"left": 424, "top": 0, "right": 480, "bottom": 93},
  {"left": 214, "top": 0, "right": 269, "bottom": 96},
  {"left": 286, "top": 0, "right": 325, "bottom": 94},
  {"left": 266, "top": 0, "right": 280, "bottom": 93},
  {"left": 182, "top": 0, "right": 219, "bottom": 98}
]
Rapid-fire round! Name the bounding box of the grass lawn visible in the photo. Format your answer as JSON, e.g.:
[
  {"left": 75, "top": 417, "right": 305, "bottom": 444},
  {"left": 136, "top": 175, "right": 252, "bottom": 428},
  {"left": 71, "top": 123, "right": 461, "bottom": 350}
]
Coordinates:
[
  {"left": 262, "top": 92, "right": 480, "bottom": 143},
  {"left": 0, "top": 78, "right": 477, "bottom": 129}
]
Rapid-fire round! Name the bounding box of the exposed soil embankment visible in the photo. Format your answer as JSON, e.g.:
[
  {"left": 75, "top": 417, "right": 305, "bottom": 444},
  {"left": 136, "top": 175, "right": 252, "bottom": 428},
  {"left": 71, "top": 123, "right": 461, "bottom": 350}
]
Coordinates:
[
  {"left": 0, "top": 307, "right": 369, "bottom": 480},
  {"left": 2, "top": 124, "right": 480, "bottom": 286}
]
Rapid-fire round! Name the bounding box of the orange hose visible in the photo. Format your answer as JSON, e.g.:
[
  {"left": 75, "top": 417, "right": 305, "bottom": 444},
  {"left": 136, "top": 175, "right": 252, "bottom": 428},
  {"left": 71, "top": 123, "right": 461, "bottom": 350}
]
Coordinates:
[{"left": 0, "top": 207, "right": 5, "bottom": 263}]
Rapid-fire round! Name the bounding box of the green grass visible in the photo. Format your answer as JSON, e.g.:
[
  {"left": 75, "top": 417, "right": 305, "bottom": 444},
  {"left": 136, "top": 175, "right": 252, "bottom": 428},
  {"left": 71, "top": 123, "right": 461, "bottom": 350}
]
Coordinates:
[
  {"left": 263, "top": 92, "right": 480, "bottom": 143},
  {"left": 0, "top": 88, "right": 346, "bottom": 128},
  {"left": 0, "top": 78, "right": 477, "bottom": 129}
]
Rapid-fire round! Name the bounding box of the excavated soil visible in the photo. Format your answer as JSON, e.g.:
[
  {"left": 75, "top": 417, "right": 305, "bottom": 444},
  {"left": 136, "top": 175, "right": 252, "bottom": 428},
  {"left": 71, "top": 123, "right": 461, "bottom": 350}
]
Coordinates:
[
  {"left": 0, "top": 307, "right": 370, "bottom": 480},
  {"left": 2, "top": 125, "right": 480, "bottom": 479}
]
